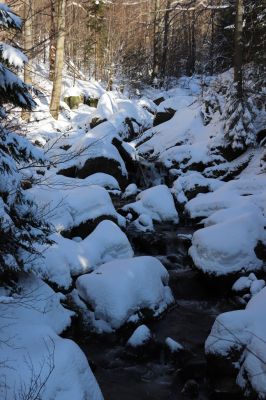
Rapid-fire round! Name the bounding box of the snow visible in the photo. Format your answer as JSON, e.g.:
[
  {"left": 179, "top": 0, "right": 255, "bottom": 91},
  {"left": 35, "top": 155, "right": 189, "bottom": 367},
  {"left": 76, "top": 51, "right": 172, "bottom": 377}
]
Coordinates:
[
  {"left": 27, "top": 184, "right": 120, "bottom": 234},
  {"left": 172, "top": 171, "right": 223, "bottom": 204},
  {"left": 189, "top": 206, "right": 264, "bottom": 276},
  {"left": 42, "top": 171, "right": 121, "bottom": 192},
  {"left": 29, "top": 220, "right": 133, "bottom": 288},
  {"left": 63, "top": 86, "right": 83, "bottom": 97},
  {"left": 206, "top": 287, "right": 266, "bottom": 398},
  {"left": 133, "top": 213, "right": 154, "bottom": 232},
  {"left": 0, "top": 42, "right": 28, "bottom": 68},
  {"left": 187, "top": 173, "right": 266, "bottom": 275},
  {"left": 76, "top": 256, "right": 174, "bottom": 331},
  {"left": 123, "top": 184, "right": 179, "bottom": 223},
  {"left": 123, "top": 183, "right": 139, "bottom": 198},
  {"left": 165, "top": 337, "right": 184, "bottom": 352},
  {"left": 0, "top": 274, "right": 103, "bottom": 400},
  {"left": 127, "top": 325, "right": 152, "bottom": 347}
]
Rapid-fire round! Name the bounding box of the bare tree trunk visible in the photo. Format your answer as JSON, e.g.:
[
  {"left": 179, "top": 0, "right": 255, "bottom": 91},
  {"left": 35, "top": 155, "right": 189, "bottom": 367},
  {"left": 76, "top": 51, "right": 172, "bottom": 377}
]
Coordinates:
[
  {"left": 187, "top": 10, "right": 196, "bottom": 76},
  {"left": 234, "top": 0, "right": 244, "bottom": 99},
  {"left": 21, "top": 0, "right": 33, "bottom": 121},
  {"left": 50, "top": 0, "right": 66, "bottom": 120},
  {"left": 161, "top": 0, "right": 171, "bottom": 81},
  {"left": 152, "top": 0, "right": 160, "bottom": 82},
  {"left": 49, "top": 0, "right": 57, "bottom": 81}
]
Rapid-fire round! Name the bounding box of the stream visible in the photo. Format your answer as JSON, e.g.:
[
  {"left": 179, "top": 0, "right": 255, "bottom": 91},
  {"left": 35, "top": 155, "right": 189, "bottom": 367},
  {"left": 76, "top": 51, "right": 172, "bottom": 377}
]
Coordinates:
[
  {"left": 63, "top": 159, "right": 240, "bottom": 399},
  {"left": 65, "top": 222, "right": 238, "bottom": 399}
]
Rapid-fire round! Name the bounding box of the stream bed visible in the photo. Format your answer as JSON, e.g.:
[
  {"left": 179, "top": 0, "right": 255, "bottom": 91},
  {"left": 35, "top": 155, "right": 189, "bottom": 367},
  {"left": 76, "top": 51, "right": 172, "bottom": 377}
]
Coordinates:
[{"left": 66, "top": 224, "right": 238, "bottom": 400}]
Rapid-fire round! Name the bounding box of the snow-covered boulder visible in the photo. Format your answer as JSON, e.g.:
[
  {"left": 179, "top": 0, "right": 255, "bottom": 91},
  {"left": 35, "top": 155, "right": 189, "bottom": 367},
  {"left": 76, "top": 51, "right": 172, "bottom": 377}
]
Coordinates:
[
  {"left": 0, "top": 275, "right": 103, "bottom": 400},
  {"left": 30, "top": 220, "right": 133, "bottom": 289},
  {"left": 232, "top": 273, "right": 265, "bottom": 305},
  {"left": 81, "top": 220, "right": 134, "bottom": 269},
  {"left": 57, "top": 120, "right": 129, "bottom": 187},
  {"left": 165, "top": 337, "right": 184, "bottom": 353},
  {"left": 63, "top": 86, "right": 83, "bottom": 109},
  {"left": 172, "top": 172, "right": 223, "bottom": 205},
  {"left": 127, "top": 325, "right": 152, "bottom": 348},
  {"left": 75, "top": 256, "right": 174, "bottom": 332},
  {"left": 189, "top": 207, "right": 264, "bottom": 276},
  {"left": 122, "top": 183, "right": 139, "bottom": 199},
  {"left": 122, "top": 185, "right": 179, "bottom": 224},
  {"left": 205, "top": 287, "right": 266, "bottom": 398},
  {"left": 28, "top": 185, "right": 122, "bottom": 238}
]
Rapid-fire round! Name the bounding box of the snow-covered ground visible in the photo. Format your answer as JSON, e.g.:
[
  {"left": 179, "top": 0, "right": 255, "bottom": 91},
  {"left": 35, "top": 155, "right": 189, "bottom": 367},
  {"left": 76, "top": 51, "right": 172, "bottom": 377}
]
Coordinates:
[{"left": 2, "top": 62, "right": 265, "bottom": 399}]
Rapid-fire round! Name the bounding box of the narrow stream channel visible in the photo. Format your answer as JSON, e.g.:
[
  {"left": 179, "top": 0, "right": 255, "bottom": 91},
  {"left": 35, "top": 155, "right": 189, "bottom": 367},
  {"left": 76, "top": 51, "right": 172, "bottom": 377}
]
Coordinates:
[{"left": 65, "top": 221, "right": 237, "bottom": 399}]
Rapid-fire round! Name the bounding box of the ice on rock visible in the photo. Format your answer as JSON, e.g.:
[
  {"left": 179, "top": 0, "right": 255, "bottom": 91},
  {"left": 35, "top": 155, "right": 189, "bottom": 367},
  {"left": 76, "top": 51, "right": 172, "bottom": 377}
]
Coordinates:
[
  {"left": 127, "top": 325, "right": 152, "bottom": 347},
  {"left": 76, "top": 256, "right": 174, "bottom": 331}
]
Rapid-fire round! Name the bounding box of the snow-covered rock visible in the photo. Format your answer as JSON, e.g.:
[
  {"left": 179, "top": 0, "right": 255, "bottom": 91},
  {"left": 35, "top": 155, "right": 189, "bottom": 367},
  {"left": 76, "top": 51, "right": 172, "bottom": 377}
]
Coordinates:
[
  {"left": 189, "top": 207, "right": 264, "bottom": 276},
  {"left": 76, "top": 256, "right": 174, "bottom": 331},
  {"left": 0, "top": 274, "right": 103, "bottom": 400},
  {"left": 172, "top": 172, "right": 223, "bottom": 204},
  {"left": 127, "top": 325, "right": 152, "bottom": 347},
  {"left": 122, "top": 183, "right": 139, "bottom": 198},
  {"left": 28, "top": 184, "right": 121, "bottom": 236},
  {"left": 123, "top": 185, "right": 179, "bottom": 224},
  {"left": 165, "top": 337, "right": 184, "bottom": 353},
  {"left": 206, "top": 287, "right": 266, "bottom": 398},
  {"left": 30, "top": 220, "right": 133, "bottom": 289}
]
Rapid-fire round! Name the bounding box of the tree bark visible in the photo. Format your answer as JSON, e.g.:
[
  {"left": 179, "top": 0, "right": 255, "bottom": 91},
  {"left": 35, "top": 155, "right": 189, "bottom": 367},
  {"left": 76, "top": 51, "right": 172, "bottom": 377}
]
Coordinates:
[
  {"left": 50, "top": 0, "right": 66, "bottom": 120},
  {"left": 49, "top": 0, "right": 57, "bottom": 81},
  {"left": 21, "top": 0, "right": 33, "bottom": 121},
  {"left": 152, "top": 0, "right": 160, "bottom": 82},
  {"left": 161, "top": 0, "right": 171, "bottom": 81},
  {"left": 234, "top": 0, "right": 244, "bottom": 99}
]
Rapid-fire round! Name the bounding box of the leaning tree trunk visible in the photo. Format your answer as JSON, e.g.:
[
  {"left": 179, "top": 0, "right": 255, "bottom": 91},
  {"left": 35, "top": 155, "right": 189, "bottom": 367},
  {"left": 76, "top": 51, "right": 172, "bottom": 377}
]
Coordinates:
[
  {"left": 21, "top": 0, "right": 33, "bottom": 121},
  {"left": 234, "top": 0, "right": 244, "bottom": 99},
  {"left": 50, "top": 0, "right": 66, "bottom": 120}
]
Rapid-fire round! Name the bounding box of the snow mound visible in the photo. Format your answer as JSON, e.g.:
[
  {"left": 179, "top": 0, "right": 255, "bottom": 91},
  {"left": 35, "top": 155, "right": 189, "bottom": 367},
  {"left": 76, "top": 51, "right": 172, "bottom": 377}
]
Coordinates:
[
  {"left": 127, "top": 325, "right": 152, "bottom": 347},
  {"left": 172, "top": 172, "right": 223, "bottom": 204},
  {"left": 123, "top": 184, "right": 179, "bottom": 223},
  {"left": 206, "top": 287, "right": 266, "bottom": 398},
  {"left": 28, "top": 184, "right": 120, "bottom": 234},
  {"left": 0, "top": 274, "right": 103, "bottom": 400},
  {"left": 30, "top": 220, "right": 133, "bottom": 289},
  {"left": 165, "top": 337, "right": 184, "bottom": 353},
  {"left": 82, "top": 220, "right": 134, "bottom": 269},
  {"left": 189, "top": 206, "right": 264, "bottom": 276},
  {"left": 187, "top": 174, "right": 266, "bottom": 276},
  {"left": 63, "top": 85, "right": 82, "bottom": 97},
  {"left": 76, "top": 256, "right": 174, "bottom": 331},
  {"left": 122, "top": 183, "right": 139, "bottom": 198}
]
